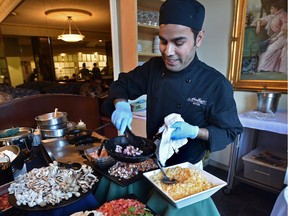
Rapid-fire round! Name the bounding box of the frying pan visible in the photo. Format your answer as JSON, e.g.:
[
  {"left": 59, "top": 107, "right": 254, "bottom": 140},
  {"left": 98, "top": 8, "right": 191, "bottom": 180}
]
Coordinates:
[
  {"left": 104, "top": 135, "right": 156, "bottom": 163},
  {"left": 65, "top": 129, "right": 93, "bottom": 144}
]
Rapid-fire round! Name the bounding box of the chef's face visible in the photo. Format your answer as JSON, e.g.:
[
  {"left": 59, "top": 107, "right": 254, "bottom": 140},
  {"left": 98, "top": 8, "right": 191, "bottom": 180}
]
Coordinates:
[{"left": 159, "top": 24, "right": 204, "bottom": 72}]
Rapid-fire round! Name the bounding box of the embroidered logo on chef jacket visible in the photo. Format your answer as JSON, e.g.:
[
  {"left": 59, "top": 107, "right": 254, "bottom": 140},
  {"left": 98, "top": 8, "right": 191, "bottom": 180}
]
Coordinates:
[{"left": 187, "top": 97, "right": 207, "bottom": 106}]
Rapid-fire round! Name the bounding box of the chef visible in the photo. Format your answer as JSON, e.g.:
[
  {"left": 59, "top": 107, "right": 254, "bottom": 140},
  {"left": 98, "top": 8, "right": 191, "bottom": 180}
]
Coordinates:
[{"left": 104, "top": 0, "right": 243, "bottom": 167}]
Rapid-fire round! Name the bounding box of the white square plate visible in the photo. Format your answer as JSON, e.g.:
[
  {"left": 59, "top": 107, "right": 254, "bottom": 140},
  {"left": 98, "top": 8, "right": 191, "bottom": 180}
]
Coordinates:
[{"left": 143, "top": 162, "right": 227, "bottom": 208}]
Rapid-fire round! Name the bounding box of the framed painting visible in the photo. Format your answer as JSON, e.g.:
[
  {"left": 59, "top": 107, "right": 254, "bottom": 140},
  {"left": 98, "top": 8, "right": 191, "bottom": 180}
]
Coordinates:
[{"left": 228, "top": 0, "right": 287, "bottom": 93}]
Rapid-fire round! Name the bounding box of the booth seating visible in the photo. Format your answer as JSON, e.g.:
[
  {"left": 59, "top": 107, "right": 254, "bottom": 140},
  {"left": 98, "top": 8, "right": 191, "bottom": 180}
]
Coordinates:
[{"left": 0, "top": 93, "right": 115, "bottom": 135}]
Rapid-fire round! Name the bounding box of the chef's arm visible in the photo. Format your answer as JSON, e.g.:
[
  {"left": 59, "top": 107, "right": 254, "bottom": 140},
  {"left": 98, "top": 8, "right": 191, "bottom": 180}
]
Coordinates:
[
  {"left": 171, "top": 122, "right": 209, "bottom": 141},
  {"left": 113, "top": 98, "right": 128, "bottom": 105},
  {"left": 111, "top": 99, "right": 132, "bottom": 134},
  {"left": 196, "top": 128, "right": 209, "bottom": 141}
]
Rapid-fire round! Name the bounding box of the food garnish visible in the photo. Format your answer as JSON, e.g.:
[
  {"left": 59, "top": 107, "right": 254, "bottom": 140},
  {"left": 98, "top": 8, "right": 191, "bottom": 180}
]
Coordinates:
[{"left": 97, "top": 198, "right": 153, "bottom": 216}]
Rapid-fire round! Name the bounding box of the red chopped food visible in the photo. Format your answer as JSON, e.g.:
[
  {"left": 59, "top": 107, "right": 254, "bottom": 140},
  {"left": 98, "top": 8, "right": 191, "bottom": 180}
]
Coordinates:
[
  {"left": 0, "top": 193, "right": 12, "bottom": 211},
  {"left": 97, "top": 198, "right": 153, "bottom": 216}
]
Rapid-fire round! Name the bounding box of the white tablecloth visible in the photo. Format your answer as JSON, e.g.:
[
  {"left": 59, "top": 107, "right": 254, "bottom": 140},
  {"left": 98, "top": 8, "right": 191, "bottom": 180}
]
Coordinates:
[
  {"left": 237, "top": 111, "right": 288, "bottom": 216},
  {"left": 239, "top": 111, "right": 288, "bottom": 135}
]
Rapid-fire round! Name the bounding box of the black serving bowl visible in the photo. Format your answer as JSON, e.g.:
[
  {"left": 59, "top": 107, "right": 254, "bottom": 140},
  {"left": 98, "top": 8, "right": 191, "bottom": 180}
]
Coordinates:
[{"left": 84, "top": 146, "right": 116, "bottom": 169}]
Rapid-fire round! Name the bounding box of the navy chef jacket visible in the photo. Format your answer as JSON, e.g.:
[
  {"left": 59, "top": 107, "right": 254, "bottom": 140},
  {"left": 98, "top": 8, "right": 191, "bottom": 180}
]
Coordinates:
[{"left": 103, "top": 55, "right": 243, "bottom": 165}]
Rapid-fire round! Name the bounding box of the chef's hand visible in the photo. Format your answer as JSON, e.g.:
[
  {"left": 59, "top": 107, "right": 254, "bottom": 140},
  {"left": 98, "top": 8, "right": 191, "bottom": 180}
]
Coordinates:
[
  {"left": 170, "top": 122, "right": 199, "bottom": 140},
  {"left": 111, "top": 101, "right": 132, "bottom": 134}
]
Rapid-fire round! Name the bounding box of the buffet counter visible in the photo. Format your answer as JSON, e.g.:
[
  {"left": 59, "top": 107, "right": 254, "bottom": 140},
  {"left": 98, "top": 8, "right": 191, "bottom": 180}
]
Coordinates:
[
  {"left": 2, "top": 132, "right": 222, "bottom": 216},
  {"left": 39, "top": 137, "right": 221, "bottom": 216},
  {"left": 94, "top": 175, "right": 219, "bottom": 216}
]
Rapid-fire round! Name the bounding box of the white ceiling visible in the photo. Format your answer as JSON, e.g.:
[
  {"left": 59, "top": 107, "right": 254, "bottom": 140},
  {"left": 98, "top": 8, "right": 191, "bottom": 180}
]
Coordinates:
[{"left": 0, "top": 0, "right": 112, "bottom": 52}]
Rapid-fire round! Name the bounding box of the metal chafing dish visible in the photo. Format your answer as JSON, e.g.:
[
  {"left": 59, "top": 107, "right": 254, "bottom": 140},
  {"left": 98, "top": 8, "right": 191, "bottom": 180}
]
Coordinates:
[
  {"left": 0, "top": 127, "right": 34, "bottom": 162},
  {"left": 35, "top": 111, "right": 67, "bottom": 127},
  {"left": 35, "top": 111, "right": 73, "bottom": 139}
]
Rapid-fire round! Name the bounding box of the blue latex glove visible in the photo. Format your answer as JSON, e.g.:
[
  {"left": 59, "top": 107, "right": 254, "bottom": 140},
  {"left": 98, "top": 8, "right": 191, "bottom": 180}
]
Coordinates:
[
  {"left": 111, "top": 101, "right": 132, "bottom": 134},
  {"left": 170, "top": 121, "right": 199, "bottom": 140}
]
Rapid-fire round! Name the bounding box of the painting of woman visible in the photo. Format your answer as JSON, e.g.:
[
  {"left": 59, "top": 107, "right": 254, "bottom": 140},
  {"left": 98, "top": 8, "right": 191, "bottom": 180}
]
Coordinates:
[{"left": 251, "top": 1, "right": 287, "bottom": 73}]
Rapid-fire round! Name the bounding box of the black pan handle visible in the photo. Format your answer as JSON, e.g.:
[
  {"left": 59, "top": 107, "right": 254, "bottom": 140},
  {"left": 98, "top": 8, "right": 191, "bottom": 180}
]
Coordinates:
[
  {"left": 124, "top": 128, "right": 138, "bottom": 146},
  {"left": 152, "top": 132, "right": 162, "bottom": 142},
  {"left": 74, "top": 137, "right": 101, "bottom": 146},
  {"left": 97, "top": 139, "right": 108, "bottom": 156}
]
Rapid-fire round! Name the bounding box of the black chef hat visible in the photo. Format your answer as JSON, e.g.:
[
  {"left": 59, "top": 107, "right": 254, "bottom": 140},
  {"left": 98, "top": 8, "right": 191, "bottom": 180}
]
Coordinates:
[{"left": 159, "top": 0, "right": 205, "bottom": 31}]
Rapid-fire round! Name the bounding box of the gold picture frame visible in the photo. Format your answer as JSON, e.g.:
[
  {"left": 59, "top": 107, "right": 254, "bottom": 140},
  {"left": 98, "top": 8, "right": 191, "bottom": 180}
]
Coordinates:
[{"left": 228, "top": 0, "right": 287, "bottom": 93}]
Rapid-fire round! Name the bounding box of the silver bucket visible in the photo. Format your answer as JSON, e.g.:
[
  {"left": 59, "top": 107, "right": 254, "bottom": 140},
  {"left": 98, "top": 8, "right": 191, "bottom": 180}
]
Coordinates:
[{"left": 257, "top": 92, "right": 281, "bottom": 113}]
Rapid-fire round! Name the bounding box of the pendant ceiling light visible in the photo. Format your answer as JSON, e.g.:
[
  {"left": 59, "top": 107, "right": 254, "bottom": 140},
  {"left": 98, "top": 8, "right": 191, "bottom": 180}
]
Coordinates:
[{"left": 58, "top": 16, "right": 85, "bottom": 42}]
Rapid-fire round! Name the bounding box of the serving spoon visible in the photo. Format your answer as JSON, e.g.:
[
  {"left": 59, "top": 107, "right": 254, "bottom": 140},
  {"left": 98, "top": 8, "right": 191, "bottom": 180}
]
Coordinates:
[
  {"left": 97, "top": 139, "right": 106, "bottom": 156},
  {"left": 153, "top": 158, "right": 177, "bottom": 185}
]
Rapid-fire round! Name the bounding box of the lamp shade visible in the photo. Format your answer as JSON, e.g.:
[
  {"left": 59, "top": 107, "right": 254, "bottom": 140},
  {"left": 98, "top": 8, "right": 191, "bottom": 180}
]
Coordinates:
[
  {"left": 57, "top": 34, "right": 85, "bottom": 42},
  {"left": 58, "top": 16, "right": 85, "bottom": 42}
]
